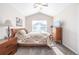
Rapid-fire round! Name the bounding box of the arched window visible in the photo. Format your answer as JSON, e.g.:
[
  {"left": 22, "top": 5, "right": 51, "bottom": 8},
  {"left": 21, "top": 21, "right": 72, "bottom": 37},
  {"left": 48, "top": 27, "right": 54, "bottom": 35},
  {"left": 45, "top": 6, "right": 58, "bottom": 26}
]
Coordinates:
[{"left": 32, "top": 20, "right": 47, "bottom": 32}]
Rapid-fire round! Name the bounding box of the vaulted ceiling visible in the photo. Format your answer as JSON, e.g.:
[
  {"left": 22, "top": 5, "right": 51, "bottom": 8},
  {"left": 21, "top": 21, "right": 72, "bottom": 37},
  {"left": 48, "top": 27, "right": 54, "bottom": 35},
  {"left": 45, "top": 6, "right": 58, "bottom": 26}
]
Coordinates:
[{"left": 10, "top": 3, "right": 72, "bottom": 16}]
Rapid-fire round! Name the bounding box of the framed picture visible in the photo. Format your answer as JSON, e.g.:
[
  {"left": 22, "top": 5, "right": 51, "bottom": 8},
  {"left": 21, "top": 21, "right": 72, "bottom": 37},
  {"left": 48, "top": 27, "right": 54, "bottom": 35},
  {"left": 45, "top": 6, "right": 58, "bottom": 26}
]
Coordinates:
[{"left": 16, "top": 17, "right": 23, "bottom": 26}]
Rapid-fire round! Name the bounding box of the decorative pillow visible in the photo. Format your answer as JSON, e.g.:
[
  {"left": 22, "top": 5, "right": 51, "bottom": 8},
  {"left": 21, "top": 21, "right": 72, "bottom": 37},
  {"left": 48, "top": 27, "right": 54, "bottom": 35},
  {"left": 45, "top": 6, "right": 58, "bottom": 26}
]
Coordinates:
[
  {"left": 24, "top": 34, "right": 31, "bottom": 39},
  {"left": 24, "top": 29, "right": 28, "bottom": 34},
  {"left": 41, "top": 32, "right": 50, "bottom": 36},
  {"left": 19, "top": 30, "right": 26, "bottom": 35},
  {"left": 15, "top": 30, "right": 31, "bottom": 41}
]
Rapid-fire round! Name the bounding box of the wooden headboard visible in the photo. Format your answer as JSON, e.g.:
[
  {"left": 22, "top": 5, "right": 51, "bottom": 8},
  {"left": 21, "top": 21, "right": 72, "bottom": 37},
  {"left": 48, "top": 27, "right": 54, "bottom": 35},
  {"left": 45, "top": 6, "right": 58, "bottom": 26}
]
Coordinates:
[{"left": 11, "top": 28, "right": 28, "bottom": 37}]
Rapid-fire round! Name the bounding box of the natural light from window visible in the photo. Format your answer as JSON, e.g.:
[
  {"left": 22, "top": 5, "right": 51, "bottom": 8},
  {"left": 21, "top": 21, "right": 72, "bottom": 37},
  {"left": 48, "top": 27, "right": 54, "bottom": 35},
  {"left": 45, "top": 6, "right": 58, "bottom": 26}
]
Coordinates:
[{"left": 32, "top": 20, "right": 47, "bottom": 32}]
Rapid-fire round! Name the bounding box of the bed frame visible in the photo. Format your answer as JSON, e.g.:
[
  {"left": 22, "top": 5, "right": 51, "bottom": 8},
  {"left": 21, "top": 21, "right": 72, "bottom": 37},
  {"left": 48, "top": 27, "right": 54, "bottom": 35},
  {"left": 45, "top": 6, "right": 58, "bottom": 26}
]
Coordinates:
[{"left": 11, "top": 28, "right": 50, "bottom": 47}]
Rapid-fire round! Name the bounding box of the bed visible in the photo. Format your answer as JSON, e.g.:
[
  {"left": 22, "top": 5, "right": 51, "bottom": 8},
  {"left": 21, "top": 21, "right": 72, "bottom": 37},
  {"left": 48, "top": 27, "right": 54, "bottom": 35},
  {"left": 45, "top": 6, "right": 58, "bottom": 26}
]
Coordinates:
[{"left": 11, "top": 28, "right": 52, "bottom": 47}]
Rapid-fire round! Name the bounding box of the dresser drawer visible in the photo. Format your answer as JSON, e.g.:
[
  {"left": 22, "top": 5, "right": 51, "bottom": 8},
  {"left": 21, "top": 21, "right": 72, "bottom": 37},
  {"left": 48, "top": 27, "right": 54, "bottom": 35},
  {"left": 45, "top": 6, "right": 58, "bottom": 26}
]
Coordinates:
[
  {"left": 0, "top": 37, "right": 17, "bottom": 55},
  {"left": 8, "top": 49, "right": 17, "bottom": 55},
  {"left": 52, "top": 27, "right": 62, "bottom": 43},
  {"left": 0, "top": 46, "right": 11, "bottom": 55}
]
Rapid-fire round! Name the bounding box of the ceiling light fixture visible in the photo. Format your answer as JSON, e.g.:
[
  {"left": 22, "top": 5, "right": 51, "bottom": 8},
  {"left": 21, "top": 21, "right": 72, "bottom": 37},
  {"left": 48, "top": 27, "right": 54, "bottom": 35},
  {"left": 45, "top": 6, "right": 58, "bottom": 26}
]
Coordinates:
[{"left": 33, "top": 3, "right": 48, "bottom": 10}]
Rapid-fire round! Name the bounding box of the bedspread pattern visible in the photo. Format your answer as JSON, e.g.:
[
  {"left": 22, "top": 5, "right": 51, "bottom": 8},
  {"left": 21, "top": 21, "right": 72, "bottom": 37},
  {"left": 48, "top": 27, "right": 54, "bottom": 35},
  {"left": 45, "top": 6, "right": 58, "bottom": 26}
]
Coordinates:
[{"left": 15, "top": 31, "right": 52, "bottom": 47}]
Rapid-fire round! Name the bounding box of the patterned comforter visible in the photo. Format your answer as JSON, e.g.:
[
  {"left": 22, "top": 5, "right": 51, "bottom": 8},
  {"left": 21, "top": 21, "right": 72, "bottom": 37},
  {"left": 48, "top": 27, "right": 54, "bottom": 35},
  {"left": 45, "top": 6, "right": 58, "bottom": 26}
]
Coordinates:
[{"left": 15, "top": 31, "right": 52, "bottom": 47}]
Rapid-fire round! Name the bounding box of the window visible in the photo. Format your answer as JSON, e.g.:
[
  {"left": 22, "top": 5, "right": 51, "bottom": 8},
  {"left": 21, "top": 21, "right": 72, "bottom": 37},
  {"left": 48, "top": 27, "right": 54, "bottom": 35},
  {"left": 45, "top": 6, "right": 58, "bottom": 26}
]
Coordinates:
[
  {"left": 32, "top": 20, "right": 47, "bottom": 32},
  {"left": 0, "top": 27, "right": 7, "bottom": 40}
]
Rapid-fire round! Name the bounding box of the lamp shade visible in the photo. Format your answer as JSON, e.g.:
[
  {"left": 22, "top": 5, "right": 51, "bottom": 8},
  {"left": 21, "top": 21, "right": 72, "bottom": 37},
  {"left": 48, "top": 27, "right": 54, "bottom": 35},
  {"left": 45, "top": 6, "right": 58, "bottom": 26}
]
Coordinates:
[{"left": 4, "top": 20, "right": 12, "bottom": 26}]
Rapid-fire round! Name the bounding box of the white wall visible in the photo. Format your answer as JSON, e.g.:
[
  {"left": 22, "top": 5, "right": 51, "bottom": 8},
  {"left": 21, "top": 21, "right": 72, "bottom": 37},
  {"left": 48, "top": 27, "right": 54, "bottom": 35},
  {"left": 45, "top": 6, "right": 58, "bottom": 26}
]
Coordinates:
[
  {"left": 76, "top": 4, "right": 79, "bottom": 54},
  {"left": 0, "top": 4, "right": 25, "bottom": 28},
  {"left": 25, "top": 12, "right": 53, "bottom": 33},
  {"left": 56, "top": 4, "right": 79, "bottom": 54},
  {"left": 0, "top": 4, "right": 25, "bottom": 39}
]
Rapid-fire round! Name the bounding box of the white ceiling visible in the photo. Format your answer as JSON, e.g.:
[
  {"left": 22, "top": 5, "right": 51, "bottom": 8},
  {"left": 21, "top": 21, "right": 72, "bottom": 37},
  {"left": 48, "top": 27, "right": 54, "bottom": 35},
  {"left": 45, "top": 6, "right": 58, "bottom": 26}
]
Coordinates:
[{"left": 10, "top": 3, "right": 72, "bottom": 16}]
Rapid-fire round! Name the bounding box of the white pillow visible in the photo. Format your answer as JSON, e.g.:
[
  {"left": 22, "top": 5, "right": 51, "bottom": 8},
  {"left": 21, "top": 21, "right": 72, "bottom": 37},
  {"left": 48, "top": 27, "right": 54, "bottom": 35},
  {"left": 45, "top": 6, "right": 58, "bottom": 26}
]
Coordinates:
[
  {"left": 19, "top": 30, "right": 26, "bottom": 35},
  {"left": 25, "top": 34, "right": 31, "bottom": 39},
  {"left": 41, "top": 32, "right": 50, "bottom": 36}
]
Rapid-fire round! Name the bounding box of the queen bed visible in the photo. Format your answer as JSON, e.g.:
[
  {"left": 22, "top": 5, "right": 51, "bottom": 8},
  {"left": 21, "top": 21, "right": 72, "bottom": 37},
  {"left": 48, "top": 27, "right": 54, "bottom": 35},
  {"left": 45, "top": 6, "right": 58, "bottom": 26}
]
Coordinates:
[{"left": 11, "top": 28, "right": 52, "bottom": 47}]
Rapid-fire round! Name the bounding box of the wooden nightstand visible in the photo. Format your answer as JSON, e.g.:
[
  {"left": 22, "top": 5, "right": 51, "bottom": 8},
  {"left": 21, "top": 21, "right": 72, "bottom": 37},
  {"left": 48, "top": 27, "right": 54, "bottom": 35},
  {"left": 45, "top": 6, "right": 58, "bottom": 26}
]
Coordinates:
[
  {"left": 52, "top": 27, "right": 62, "bottom": 43},
  {"left": 0, "top": 37, "right": 17, "bottom": 55}
]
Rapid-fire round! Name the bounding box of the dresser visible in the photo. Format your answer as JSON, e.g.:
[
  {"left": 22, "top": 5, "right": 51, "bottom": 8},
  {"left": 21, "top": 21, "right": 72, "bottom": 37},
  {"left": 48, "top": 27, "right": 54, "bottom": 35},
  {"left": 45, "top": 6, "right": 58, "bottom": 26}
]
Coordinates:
[
  {"left": 0, "top": 37, "right": 17, "bottom": 55},
  {"left": 52, "top": 27, "right": 62, "bottom": 43}
]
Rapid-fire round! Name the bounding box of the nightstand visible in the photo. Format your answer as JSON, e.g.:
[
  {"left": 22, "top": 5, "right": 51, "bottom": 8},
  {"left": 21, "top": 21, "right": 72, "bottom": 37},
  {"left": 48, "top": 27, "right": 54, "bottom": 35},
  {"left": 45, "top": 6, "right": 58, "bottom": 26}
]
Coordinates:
[{"left": 52, "top": 27, "right": 62, "bottom": 43}]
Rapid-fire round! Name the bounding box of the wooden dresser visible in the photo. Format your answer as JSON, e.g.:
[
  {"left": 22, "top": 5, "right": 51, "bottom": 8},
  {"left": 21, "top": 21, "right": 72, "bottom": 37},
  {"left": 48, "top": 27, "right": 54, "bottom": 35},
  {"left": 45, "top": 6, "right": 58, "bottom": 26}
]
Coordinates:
[
  {"left": 0, "top": 37, "right": 17, "bottom": 55},
  {"left": 52, "top": 27, "right": 62, "bottom": 43}
]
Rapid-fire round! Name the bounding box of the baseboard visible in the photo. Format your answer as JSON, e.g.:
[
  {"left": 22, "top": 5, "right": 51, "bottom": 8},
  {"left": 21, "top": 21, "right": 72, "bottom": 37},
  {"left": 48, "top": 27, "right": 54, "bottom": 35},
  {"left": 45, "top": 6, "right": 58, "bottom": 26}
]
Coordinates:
[{"left": 63, "top": 43, "right": 78, "bottom": 55}]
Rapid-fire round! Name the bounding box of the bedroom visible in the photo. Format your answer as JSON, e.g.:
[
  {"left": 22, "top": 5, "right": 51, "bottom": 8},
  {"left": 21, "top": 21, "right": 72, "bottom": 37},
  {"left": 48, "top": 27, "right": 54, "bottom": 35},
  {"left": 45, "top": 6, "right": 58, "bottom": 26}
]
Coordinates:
[{"left": 0, "top": 3, "right": 79, "bottom": 55}]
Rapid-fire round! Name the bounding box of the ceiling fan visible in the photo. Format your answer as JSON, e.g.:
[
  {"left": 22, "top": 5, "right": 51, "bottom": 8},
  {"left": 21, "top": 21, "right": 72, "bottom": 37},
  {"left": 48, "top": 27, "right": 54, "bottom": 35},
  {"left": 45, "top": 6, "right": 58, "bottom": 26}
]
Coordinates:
[{"left": 33, "top": 3, "right": 48, "bottom": 8}]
